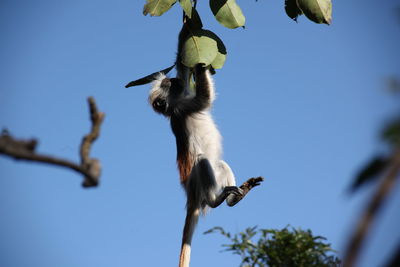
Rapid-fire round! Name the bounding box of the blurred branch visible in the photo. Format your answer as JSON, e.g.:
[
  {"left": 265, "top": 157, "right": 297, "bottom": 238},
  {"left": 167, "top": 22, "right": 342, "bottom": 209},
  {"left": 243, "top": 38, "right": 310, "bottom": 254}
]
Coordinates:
[
  {"left": 385, "top": 242, "right": 400, "bottom": 267},
  {"left": 386, "top": 77, "right": 400, "bottom": 94},
  {"left": 343, "top": 149, "right": 400, "bottom": 267},
  {"left": 0, "top": 96, "right": 105, "bottom": 188}
]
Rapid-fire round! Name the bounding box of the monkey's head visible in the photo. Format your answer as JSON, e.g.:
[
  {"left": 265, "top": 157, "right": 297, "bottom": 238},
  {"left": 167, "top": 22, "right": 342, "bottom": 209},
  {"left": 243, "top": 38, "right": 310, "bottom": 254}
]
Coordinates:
[{"left": 149, "top": 73, "right": 184, "bottom": 116}]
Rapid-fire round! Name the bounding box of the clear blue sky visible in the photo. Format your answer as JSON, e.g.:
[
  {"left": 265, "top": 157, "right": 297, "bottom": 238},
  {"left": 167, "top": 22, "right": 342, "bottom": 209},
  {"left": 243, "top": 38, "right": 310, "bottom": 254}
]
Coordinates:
[{"left": 1, "top": 1, "right": 399, "bottom": 266}]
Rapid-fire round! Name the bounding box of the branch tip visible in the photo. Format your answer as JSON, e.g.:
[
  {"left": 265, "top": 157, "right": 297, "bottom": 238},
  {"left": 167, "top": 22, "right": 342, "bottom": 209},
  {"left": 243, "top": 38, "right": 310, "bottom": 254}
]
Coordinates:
[{"left": 0, "top": 97, "right": 105, "bottom": 188}]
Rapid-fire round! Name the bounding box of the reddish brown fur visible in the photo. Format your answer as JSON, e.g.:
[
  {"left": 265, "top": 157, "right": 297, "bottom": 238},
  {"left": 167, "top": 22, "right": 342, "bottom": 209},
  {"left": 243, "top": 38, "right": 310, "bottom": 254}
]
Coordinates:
[{"left": 177, "top": 152, "right": 193, "bottom": 184}]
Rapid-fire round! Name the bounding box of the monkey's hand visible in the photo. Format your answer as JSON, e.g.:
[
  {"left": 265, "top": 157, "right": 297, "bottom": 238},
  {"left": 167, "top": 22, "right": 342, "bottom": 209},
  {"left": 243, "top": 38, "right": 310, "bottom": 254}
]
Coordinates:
[{"left": 226, "top": 177, "right": 264, "bottom": 207}]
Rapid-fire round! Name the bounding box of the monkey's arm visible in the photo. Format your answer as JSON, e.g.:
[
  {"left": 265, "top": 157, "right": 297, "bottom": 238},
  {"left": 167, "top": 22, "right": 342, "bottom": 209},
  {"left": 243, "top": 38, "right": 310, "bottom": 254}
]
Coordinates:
[
  {"left": 193, "top": 64, "right": 214, "bottom": 106},
  {"left": 175, "top": 64, "right": 214, "bottom": 115}
]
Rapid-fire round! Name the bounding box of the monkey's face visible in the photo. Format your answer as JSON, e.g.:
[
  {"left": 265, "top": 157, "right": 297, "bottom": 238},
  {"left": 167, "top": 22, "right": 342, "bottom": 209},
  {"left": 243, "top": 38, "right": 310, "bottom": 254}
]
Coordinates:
[
  {"left": 149, "top": 76, "right": 184, "bottom": 116},
  {"left": 152, "top": 97, "right": 167, "bottom": 114}
]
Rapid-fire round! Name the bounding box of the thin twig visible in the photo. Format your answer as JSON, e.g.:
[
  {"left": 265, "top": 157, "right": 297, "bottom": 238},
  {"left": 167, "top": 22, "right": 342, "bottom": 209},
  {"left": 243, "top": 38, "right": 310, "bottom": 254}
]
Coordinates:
[
  {"left": 0, "top": 97, "right": 105, "bottom": 188},
  {"left": 343, "top": 149, "right": 400, "bottom": 267}
]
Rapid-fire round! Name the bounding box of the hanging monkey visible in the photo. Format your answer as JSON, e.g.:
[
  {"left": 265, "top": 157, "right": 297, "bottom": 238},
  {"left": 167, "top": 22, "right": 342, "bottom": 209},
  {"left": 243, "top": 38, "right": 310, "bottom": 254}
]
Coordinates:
[{"left": 148, "top": 23, "right": 263, "bottom": 267}]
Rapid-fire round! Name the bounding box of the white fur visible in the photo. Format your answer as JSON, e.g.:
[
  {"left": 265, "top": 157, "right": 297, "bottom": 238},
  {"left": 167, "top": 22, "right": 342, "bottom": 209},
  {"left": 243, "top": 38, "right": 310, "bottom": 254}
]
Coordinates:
[
  {"left": 148, "top": 73, "right": 167, "bottom": 105},
  {"left": 187, "top": 112, "right": 222, "bottom": 168}
]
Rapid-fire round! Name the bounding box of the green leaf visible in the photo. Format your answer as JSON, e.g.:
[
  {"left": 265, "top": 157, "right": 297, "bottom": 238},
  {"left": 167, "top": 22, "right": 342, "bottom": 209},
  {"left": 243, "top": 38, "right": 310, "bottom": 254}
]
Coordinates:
[
  {"left": 204, "top": 31, "right": 227, "bottom": 69},
  {"left": 143, "top": 0, "right": 177, "bottom": 16},
  {"left": 210, "top": 0, "right": 246, "bottom": 29},
  {"left": 125, "top": 65, "right": 175, "bottom": 88},
  {"left": 285, "top": 0, "right": 303, "bottom": 22},
  {"left": 297, "top": 0, "right": 332, "bottom": 25},
  {"left": 181, "top": 29, "right": 219, "bottom": 68},
  {"left": 211, "top": 52, "right": 227, "bottom": 69},
  {"left": 179, "top": 0, "right": 193, "bottom": 18}
]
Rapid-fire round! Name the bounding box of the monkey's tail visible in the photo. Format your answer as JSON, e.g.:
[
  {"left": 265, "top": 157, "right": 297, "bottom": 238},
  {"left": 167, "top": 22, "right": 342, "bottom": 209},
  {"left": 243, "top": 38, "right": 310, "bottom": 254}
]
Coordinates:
[{"left": 179, "top": 206, "right": 200, "bottom": 267}]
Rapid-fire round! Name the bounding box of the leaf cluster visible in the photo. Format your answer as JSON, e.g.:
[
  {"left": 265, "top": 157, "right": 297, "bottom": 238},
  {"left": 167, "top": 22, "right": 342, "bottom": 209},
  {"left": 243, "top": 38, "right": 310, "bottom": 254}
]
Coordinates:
[
  {"left": 205, "top": 226, "right": 341, "bottom": 267},
  {"left": 128, "top": 1, "right": 234, "bottom": 87},
  {"left": 143, "top": 0, "right": 241, "bottom": 69},
  {"left": 143, "top": 0, "right": 245, "bottom": 29},
  {"left": 127, "top": 0, "right": 334, "bottom": 87}
]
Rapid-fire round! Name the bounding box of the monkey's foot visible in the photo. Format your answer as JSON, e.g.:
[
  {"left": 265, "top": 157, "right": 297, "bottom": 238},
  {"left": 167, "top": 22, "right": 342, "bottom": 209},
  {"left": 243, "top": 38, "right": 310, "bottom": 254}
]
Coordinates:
[
  {"left": 240, "top": 177, "right": 264, "bottom": 193},
  {"left": 226, "top": 177, "right": 264, "bottom": 207}
]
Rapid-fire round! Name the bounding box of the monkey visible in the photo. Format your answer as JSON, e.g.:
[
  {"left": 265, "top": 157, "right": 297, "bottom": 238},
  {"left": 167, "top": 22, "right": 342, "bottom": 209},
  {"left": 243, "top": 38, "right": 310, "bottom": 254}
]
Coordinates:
[
  {"left": 146, "top": 21, "right": 263, "bottom": 267},
  {"left": 149, "top": 64, "right": 263, "bottom": 267}
]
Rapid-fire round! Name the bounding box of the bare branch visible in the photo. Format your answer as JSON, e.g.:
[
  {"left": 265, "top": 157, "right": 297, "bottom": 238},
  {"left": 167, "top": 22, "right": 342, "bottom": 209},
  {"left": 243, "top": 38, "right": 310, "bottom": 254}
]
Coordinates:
[
  {"left": 0, "top": 97, "right": 105, "bottom": 188},
  {"left": 343, "top": 149, "right": 400, "bottom": 267},
  {"left": 80, "top": 96, "right": 105, "bottom": 187}
]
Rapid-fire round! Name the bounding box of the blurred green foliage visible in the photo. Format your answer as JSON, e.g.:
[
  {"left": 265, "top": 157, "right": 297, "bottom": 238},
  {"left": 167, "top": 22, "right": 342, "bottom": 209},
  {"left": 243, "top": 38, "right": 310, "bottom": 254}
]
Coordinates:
[
  {"left": 352, "top": 81, "right": 400, "bottom": 192},
  {"left": 205, "top": 226, "right": 341, "bottom": 267},
  {"left": 382, "top": 119, "right": 400, "bottom": 147},
  {"left": 350, "top": 156, "right": 389, "bottom": 192}
]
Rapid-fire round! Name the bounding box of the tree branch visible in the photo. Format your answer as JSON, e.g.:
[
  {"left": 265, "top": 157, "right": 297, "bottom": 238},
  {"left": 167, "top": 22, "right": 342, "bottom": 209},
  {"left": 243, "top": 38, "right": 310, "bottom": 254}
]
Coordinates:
[
  {"left": 343, "top": 149, "right": 400, "bottom": 267},
  {"left": 0, "top": 96, "right": 105, "bottom": 188}
]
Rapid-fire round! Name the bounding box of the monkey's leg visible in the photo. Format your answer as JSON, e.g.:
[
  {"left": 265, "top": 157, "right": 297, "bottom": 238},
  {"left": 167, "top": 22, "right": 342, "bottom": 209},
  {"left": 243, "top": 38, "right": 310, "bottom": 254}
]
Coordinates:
[
  {"left": 216, "top": 160, "right": 241, "bottom": 206},
  {"left": 189, "top": 158, "right": 243, "bottom": 209},
  {"left": 226, "top": 177, "right": 264, "bottom": 207},
  {"left": 215, "top": 161, "right": 263, "bottom": 206},
  {"left": 216, "top": 160, "right": 237, "bottom": 187}
]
